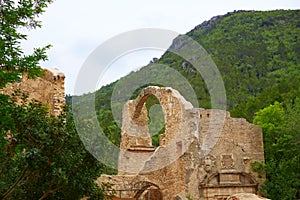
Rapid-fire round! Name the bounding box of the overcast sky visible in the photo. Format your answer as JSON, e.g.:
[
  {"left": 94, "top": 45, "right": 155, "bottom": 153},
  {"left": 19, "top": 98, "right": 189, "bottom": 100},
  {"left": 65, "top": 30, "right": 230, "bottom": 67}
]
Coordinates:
[{"left": 21, "top": 0, "right": 300, "bottom": 95}]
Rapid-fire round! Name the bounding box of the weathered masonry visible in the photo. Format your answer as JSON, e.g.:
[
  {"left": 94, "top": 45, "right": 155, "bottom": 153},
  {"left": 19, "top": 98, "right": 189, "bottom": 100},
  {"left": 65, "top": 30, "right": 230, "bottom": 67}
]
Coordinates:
[
  {"left": 0, "top": 68, "right": 65, "bottom": 116},
  {"left": 97, "top": 86, "right": 265, "bottom": 200}
]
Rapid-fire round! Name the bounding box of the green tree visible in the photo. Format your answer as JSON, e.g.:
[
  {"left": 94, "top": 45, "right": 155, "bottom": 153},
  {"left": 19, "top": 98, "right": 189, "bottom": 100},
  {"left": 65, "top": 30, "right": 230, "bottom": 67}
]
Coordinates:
[
  {"left": 0, "top": 98, "right": 107, "bottom": 199},
  {"left": 0, "top": 1, "right": 110, "bottom": 199},
  {"left": 254, "top": 101, "right": 300, "bottom": 199},
  {"left": 0, "top": 0, "right": 52, "bottom": 88},
  {"left": 253, "top": 102, "right": 285, "bottom": 160}
]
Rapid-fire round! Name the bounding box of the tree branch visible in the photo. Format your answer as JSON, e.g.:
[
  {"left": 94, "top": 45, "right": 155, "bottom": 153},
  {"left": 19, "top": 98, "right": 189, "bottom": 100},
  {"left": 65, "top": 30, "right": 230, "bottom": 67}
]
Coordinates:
[
  {"left": 1, "top": 166, "right": 29, "bottom": 199},
  {"left": 38, "top": 187, "right": 61, "bottom": 200}
]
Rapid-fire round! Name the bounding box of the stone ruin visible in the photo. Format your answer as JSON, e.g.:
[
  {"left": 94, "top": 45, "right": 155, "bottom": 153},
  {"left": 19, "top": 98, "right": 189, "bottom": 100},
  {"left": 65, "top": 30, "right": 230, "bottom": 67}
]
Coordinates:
[
  {"left": 97, "top": 86, "right": 265, "bottom": 200},
  {"left": 1, "top": 70, "right": 265, "bottom": 199},
  {"left": 0, "top": 68, "right": 65, "bottom": 116}
]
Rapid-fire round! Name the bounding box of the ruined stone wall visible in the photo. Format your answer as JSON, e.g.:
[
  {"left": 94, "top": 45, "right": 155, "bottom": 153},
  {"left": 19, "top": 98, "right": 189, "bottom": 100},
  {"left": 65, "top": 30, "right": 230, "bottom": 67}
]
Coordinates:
[
  {"left": 98, "top": 86, "right": 265, "bottom": 200},
  {"left": 186, "top": 109, "right": 265, "bottom": 199},
  {"left": 0, "top": 68, "right": 65, "bottom": 116}
]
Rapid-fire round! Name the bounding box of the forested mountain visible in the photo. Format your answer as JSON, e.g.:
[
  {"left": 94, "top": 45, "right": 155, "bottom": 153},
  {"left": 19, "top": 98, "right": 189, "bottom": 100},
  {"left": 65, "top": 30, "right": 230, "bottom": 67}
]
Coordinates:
[
  {"left": 74, "top": 10, "right": 300, "bottom": 199},
  {"left": 92, "top": 9, "right": 300, "bottom": 126}
]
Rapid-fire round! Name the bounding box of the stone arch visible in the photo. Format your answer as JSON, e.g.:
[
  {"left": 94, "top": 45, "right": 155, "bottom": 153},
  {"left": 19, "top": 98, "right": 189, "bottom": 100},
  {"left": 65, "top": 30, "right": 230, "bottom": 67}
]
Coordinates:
[
  {"left": 199, "top": 172, "right": 259, "bottom": 199},
  {"left": 133, "top": 181, "right": 162, "bottom": 200},
  {"left": 239, "top": 172, "right": 257, "bottom": 184},
  {"left": 200, "top": 172, "right": 219, "bottom": 185},
  {"left": 120, "top": 86, "right": 193, "bottom": 149}
]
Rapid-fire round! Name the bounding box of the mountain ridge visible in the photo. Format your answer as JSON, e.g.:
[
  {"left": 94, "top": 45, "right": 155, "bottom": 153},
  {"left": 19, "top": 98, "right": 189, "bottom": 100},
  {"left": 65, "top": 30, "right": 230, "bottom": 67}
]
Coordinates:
[{"left": 72, "top": 10, "right": 300, "bottom": 143}]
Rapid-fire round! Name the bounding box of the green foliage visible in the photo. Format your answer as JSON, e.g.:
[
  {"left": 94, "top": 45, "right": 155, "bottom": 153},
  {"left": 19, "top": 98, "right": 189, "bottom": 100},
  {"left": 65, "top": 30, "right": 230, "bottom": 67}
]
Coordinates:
[
  {"left": 254, "top": 102, "right": 284, "bottom": 153},
  {"left": 0, "top": 0, "right": 52, "bottom": 88},
  {"left": 0, "top": 95, "right": 108, "bottom": 199},
  {"left": 254, "top": 101, "right": 300, "bottom": 199}
]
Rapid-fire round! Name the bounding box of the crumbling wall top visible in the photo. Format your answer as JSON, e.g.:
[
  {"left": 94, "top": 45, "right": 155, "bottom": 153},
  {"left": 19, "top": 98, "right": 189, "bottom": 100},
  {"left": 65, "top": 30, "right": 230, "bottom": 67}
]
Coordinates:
[{"left": 0, "top": 67, "right": 65, "bottom": 116}]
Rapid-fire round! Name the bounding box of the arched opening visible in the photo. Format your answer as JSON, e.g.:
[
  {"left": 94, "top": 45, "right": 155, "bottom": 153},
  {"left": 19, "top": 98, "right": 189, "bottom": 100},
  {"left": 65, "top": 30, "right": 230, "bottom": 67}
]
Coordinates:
[
  {"left": 120, "top": 86, "right": 187, "bottom": 151},
  {"left": 199, "top": 173, "right": 258, "bottom": 199},
  {"left": 134, "top": 181, "right": 163, "bottom": 200},
  {"left": 145, "top": 95, "right": 165, "bottom": 147}
]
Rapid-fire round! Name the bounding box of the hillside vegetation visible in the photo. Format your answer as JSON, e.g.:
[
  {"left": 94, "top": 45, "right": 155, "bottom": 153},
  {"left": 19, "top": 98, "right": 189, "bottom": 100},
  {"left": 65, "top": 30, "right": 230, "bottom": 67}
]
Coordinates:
[{"left": 75, "top": 10, "right": 300, "bottom": 199}]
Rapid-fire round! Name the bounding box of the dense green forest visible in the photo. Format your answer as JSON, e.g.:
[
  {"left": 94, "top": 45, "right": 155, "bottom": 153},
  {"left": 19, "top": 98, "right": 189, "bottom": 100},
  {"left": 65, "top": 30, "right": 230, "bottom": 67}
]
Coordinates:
[{"left": 80, "top": 10, "right": 300, "bottom": 199}]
